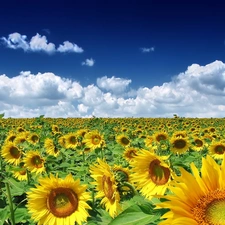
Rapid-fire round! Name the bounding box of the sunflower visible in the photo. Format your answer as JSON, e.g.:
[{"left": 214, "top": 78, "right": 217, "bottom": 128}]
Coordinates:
[
  {"left": 123, "top": 147, "right": 139, "bottom": 162},
  {"left": 130, "top": 150, "right": 172, "bottom": 200},
  {"left": 156, "top": 154, "right": 225, "bottom": 224},
  {"left": 13, "top": 132, "right": 29, "bottom": 145},
  {"left": 64, "top": 133, "right": 78, "bottom": 149},
  {"left": 58, "top": 135, "right": 66, "bottom": 148},
  {"left": 89, "top": 159, "right": 121, "bottom": 218},
  {"left": 83, "top": 131, "right": 105, "bottom": 151},
  {"left": 44, "top": 138, "right": 60, "bottom": 157},
  {"left": 170, "top": 136, "right": 190, "bottom": 154},
  {"left": 144, "top": 135, "right": 154, "bottom": 148},
  {"left": 5, "top": 132, "right": 17, "bottom": 143},
  {"left": 116, "top": 134, "right": 130, "bottom": 147},
  {"left": 153, "top": 131, "right": 168, "bottom": 143},
  {"left": 191, "top": 136, "right": 206, "bottom": 152},
  {"left": 26, "top": 173, "right": 91, "bottom": 225},
  {"left": 208, "top": 141, "right": 225, "bottom": 159},
  {"left": 27, "top": 133, "right": 40, "bottom": 145},
  {"left": 51, "top": 124, "right": 61, "bottom": 134},
  {"left": 76, "top": 129, "right": 89, "bottom": 138},
  {"left": 23, "top": 151, "right": 45, "bottom": 174},
  {"left": 1, "top": 142, "right": 22, "bottom": 165},
  {"left": 13, "top": 162, "right": 28, "bottom": 181}
]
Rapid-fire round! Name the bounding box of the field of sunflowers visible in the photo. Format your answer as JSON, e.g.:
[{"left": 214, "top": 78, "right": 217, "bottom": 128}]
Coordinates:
[{"left": 1, "top": 115, "right": 225, "bottom": 225}]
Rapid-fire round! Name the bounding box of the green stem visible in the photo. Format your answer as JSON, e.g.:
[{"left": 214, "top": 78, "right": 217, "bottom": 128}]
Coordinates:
[{"left": 5, "top": 182, "right": 15, "bottom": 225}]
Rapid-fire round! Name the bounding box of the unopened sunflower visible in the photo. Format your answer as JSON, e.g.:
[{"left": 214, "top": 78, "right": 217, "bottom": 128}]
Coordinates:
[
  {"left": 156, "top": 154, "right": 225, "bottom": 224},
  {"left": 89, "top": 159, "right": 121, "bottom": 218},
  {"left": 27, "top": 174, "right": 91, "bottom": 225},
  {"left": 130, "top": 149, "right": 172, "bottom": 200}
]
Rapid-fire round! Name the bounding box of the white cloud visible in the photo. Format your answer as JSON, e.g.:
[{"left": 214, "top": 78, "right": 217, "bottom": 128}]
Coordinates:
[
  {"left": 1, "top": 32, "right": 29, "bottom": 50},
  {"left": 97, "top": 76, "right": 131, "bottom": 94},
  {"left": 1, "top": 32, "right": 84, "bottom": 54},
  {"left": 1, "top": 60, "right": 225, "bottom": 118},
  {"left": 57, "top": 41, "right": 83, "bottom": 53},
  {"left": 140, "top": 47, "right": 155, "bottom": 53},
  {"left": 29, "top": 33, "right": 55, "bottom": 53},
  {"left": 82, "top": 58, "right": 95, "bottom": 66}
]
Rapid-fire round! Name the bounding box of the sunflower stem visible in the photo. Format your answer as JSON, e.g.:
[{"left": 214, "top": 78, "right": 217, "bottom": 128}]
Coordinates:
[
  {"left": 5, "top": 182, "right": 16, "bottom": 225},
  {"left": 27, "top": 170, "right": 31, "bottom": 185},
  {"left": 100, "top": 148, "right": 104, "bottom": 159}
]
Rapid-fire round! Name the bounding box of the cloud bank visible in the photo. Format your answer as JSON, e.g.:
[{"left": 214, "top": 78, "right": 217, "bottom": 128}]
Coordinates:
[
  {"left": 1, "top": 32, "right": 83, "bottom": 54},
  {"left": 1, "top": 60, "right": 225, "bottom": 118}
]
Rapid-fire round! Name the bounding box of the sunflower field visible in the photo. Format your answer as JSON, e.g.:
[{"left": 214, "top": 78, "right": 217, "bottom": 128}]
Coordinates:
[{"left": 0, "top": 115, "right": 225, "bottom": 225}]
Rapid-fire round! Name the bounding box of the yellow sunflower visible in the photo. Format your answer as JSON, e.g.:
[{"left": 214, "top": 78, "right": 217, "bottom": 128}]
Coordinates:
[
  {"left": 58, "top": 135, "right": 66, "bottom": 148},
  {"left": 27, "top": 133, "right": 40, "bottom": 145},
  {"left": 170, "top": 136, "right": 190, "bottom": 154},
  {"left": 156, "top": 154, "right": 225, "bottom": 224},
  {"left": 51, "top": 124, "right": 61, "bottom": 134},
  {"left": 89, "top": 159, "right": 121, "bottom": 218},
  {"left": 83, "top": 131, "right": 105, "bottom": 151},
  {"left": 123, "top": 147, "right": 139, "bottom": 162},
  {"left": 191, "top": 136, "right": 206, "bottom": 152},
  {"left": 130, "top": 149, "right": 172, "bottom": 200},
  {"left": 23, "top": 151, "right": 45, "bottom": 174},
  {"left": 116, "top": 134, "right": 130, "bottom": 147},
  {"left": 1, "top": 142, "right": 22, "bottom": 165},
  {"left": 208, "top": 141, "right": 225, "bottom": 159},
  {"left": 4, "top": 132, "right": 17, "bottom": 143},
  {"left": 44, "top": 138, "right": 60, "bottom": 157},
  {"left": 13, "top": 163, "right": 28, "bottom": 181},
  {"left": 64, "top": 133, "right": 78, "bottom": 149},
  {"left": 153, "top": 131, "right": 168, "bottom": 143},
  {"left": 26, "top": 173, "right": 91, "bottom": 225}
]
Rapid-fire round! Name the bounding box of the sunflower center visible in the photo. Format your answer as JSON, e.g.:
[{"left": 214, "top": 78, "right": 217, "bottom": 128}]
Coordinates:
[
  {"left": 47, "top": 187, "right": 78, "bottom": 218},
  {"left": 195, "top": 139, "right": 203, "bottom": 147},
  {"left": 174, "top": 139, "right": 186, "bottom": 149},
  {"left": 102, "top": 175, "right": 114, "bottom": 200},
  {"left": 19, "top": 169, "right": 27, "bottom": 175},
  {"left": 92, "top": 136, "right": 101, "bottom": 145},
  {"left": 149, "top": 159, "right": 170, "bottom": 185},
  {"left": 10, "top": 146, "right": 21, "bottom": 159},
  {"left": 156, "top": 134, "right": 167, "bottom": 142},
  {"left": 215, "top": 145, "right": 225, "bottom": 154},
  {"left": 31, "top": 156, "right": 44, "bottom": 168},
  {"left": 31, "top": 135, "right": 39, "bottom": 142},
  {"left": 69, "top": 136, "right": 77, "bottom": 144},
  {"left": 193, "top": 189, "right": 225, "bottom": 224},
  {"left": 121, "top": 137, "right": 130, "bottom": 145}
]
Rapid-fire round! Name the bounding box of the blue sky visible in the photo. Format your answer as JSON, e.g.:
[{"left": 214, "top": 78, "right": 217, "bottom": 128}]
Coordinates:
[{"left": 1, "top": 0, "right": 225, "bottom": 118}]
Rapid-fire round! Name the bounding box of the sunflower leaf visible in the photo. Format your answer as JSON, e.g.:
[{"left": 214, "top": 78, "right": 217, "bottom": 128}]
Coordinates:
[{"left": 109, "top": 204, "right": 158, "bottom": 225}]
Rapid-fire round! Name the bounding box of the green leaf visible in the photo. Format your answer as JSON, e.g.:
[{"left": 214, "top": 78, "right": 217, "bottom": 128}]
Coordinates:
[
  {"left": 0, "top": 207, "right": 9, "bottom": 225},
  {"left": 109, "top": 205, "right": 158, "bottom": 225},
  {"left": 14, "top": 207, "right": 30, "bottom": 224}
]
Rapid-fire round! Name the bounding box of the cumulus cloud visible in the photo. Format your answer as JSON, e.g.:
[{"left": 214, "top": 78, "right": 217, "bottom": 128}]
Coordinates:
[
  {"left": 1, "top": 60, "right": 225, "bottom": 118},
  {"left": 97, "top": 76, "right": 131, "bottom": 94},
  {"left": 140, "top": 47, "right": 155, "bottom": 53},
  {"left": 1, "top": 32, "right": 83, "bottom": 54},
  {"left": 82, "top": 58, "right": 95, "bottom": 66},
  {"left": 57, "top": 41, "right": 83, "bottom": 53}
]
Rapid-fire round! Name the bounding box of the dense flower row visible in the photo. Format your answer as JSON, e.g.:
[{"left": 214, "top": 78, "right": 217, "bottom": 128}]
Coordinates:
[{"left": 0, "top": 117, "right": 225, "bottom": 224}]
